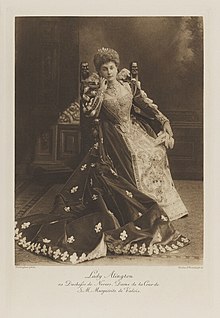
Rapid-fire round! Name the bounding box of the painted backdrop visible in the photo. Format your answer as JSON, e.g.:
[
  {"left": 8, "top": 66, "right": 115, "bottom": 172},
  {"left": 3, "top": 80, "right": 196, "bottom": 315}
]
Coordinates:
[{"left": 15, "top": 17, "right": 203, "bottom": 179}]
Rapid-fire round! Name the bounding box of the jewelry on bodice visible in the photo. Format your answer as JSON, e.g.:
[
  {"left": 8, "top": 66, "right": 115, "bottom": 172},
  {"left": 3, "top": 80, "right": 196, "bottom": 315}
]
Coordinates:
[
  {"left": 102, "top": 88, "right": 133, "bottom": 134},
  {"left": 107, "top": 81, "right": 122, "bottom": 96}
]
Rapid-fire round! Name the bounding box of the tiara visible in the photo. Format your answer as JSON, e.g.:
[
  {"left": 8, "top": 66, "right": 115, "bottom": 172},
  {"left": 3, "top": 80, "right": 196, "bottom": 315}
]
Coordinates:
[
  {"left": 97, "top": 47, "right": 110, "bottom": 54},
  {"left": 96, "top": 47, "right": 118, "bottom": 57}
]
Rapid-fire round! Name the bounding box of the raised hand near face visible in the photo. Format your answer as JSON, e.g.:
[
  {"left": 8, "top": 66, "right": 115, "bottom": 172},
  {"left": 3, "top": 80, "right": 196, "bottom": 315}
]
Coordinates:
[{"left": 99, "top": 77, "right": 108, "bottom": 93}]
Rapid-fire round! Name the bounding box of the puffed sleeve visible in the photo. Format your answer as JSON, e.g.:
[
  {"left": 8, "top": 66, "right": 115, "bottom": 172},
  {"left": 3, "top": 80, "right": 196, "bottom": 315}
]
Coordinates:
[
  {"left": 132, "top": 81, "right": 169, "bottom": 126},
  {"left": 81, "top": 74, "right": 105, "bottom": 118}
]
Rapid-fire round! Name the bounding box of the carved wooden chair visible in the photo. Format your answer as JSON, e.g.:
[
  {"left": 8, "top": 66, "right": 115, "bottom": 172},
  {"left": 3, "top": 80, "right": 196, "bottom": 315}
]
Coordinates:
[{"left": 79, "top": 61, "right": 139, "bottom": 156}]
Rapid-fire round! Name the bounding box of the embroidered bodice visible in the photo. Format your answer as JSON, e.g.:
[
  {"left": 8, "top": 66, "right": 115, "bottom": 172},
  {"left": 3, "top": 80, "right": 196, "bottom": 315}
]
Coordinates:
[
  {"left": 81, "top": 74, "right": 169, "bottom": 129},
  {"left": 102, "top": 82, "right": 133, "bottom": 131},
  {"left": 102, "top": 92, "right": 133, "bottom": 123}
]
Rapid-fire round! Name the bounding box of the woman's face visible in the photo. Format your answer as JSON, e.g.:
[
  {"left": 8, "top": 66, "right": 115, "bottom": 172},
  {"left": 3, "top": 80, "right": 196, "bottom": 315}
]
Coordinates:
[{"left": 99, "top": 61, "right": 118, "bottom": 83}]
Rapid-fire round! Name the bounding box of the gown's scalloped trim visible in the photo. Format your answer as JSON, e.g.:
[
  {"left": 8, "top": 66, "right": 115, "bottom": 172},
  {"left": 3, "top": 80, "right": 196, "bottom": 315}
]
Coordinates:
[
  {"left": 15, "top": 223, "right": 107, "bottom": 265},
  {"left": 15, "top": 222, "right": 190, "bottom": 264},
  {"left": 105, "top": 233, "right": 190, "bottom": 256}
]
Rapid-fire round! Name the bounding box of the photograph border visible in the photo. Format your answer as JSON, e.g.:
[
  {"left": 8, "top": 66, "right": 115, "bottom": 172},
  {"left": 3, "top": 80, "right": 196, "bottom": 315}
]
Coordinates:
[{"left": 1, "top": 0, "right": 220, "bottom": 317}]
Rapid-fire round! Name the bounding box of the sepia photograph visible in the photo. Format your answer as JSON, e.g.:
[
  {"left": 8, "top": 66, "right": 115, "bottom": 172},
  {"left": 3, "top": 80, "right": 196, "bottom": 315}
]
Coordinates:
[
  {"left": 2, "top": 0, "right": 220, "bottom": 316},
  {"left": 14, "top": 16, "right": 203, "bottom": 267}
]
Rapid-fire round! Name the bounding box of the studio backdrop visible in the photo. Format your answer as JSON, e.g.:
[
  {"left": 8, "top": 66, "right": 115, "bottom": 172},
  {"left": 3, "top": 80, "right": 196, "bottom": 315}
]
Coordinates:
[{"left": 15, "top": 16, "right": 203, "bottom": 180}]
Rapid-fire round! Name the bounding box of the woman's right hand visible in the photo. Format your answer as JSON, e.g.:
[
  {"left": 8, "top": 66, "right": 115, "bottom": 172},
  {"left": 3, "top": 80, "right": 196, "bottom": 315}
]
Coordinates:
[{"left": 99, "top": 77, "right": 108, "bottom": 92}]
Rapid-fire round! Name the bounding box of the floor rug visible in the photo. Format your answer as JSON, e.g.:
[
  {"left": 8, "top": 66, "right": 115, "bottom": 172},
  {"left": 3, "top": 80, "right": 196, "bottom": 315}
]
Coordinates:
[{"left": 15, "top": 180, "right": 203, "bottom": 266}]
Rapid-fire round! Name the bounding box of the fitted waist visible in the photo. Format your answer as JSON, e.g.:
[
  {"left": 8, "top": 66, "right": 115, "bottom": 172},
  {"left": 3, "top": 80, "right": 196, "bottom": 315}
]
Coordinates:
[{"left": 115, "top": 119, "right": 132, "bottom": 133}]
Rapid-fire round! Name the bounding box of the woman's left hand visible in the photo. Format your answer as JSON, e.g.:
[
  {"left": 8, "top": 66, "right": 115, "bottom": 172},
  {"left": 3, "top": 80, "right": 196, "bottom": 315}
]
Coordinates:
[{"left": 163, "top": 121, "right": 173, "bottom": 137}]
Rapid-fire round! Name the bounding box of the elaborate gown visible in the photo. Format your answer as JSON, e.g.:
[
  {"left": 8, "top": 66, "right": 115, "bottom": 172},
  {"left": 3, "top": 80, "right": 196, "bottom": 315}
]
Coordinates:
[{"left": 15, "top": 76, "right": 189, "bottom": 265}]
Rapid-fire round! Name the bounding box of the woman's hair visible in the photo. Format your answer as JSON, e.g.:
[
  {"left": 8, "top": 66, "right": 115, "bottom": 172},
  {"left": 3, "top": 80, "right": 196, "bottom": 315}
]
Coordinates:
[{"left": 93, "top": 48, "right": 120, "bottom": 72}]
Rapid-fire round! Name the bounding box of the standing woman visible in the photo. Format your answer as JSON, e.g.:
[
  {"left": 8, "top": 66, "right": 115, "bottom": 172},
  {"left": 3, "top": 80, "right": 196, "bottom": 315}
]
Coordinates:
[{"left": 15, "top": 48, "right": 189, "bottom": 265}]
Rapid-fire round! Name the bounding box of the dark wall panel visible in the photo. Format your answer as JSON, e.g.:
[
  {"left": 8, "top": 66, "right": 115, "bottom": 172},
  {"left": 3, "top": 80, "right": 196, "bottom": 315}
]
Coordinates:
[
  {"left": 15, "top": 17, "right": 79, "bottom": 164},
  {"left": 16, "top": 17, "right": 203, "bottom": 180}
]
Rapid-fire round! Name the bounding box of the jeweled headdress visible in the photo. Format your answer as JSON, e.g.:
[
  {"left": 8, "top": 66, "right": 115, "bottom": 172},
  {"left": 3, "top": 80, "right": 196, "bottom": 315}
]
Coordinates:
[
  {"left": 97, "top": 47, "right": 113, "bottom": 55},
  {"left": 93, "top": 47, "right": 120, "bottom": 72}
]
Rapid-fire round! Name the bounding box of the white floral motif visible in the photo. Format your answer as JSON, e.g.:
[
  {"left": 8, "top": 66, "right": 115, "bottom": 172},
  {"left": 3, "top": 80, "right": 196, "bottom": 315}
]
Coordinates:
[
  {"left": 41, "top": 245, "right": 48, "bottom": 255},
  {"left": 92, "top": 194, "right": 98, "bottom": 201},
  {"left": 139, "top": 243, "right": 147, "bottom": 255},
  {"left": 153, "top": 244, "right": 159, "bottom": 254},
  {"left": 30, "top": 243, "right": 37, "bottom": 252},
  {"left": 147, "top": 245, "right": 153, "bottom": 256},
  {"left": 35, "top": 243, "right": 41, "bottom": 254},
  {"left": 48, "top": 246, "right": 53, "bottom": 256},
  {"left": 64, "top": 206, "right": 71, "bottom": 212},
  {"left": 15, "top": 231, "right": 23, "bottom": 240},
  {"left": 91, "top": 163, "right": 96, "bottom": 168},
  {"left": 125, "top": 190, "right": 133, "bottom": 198},
  {"left": 165, "top": 245, "right": 172, "bottom": 251},
  {"left": 158, "top": 245, "right": 166, "bottom": 253},
  {"left": 67, "top": 236, "right": 75, "bottom": 243},
  {"left": 43, "top": 238, "right": 51, "bottom": 243},
  {"left": 21, "top": 222, "right": 30, "bottom": 229},
  {"left": 79, "top": 253, "right": 87, "bottom": 262},
  {"left": 177, "top": 241, "right": 184, "bottom": 247},
  {"left": 161, "top": 215, "right": 168, "bottom": 222},
  {"left": 122, "top": 244, "right": 131, "bottom": 254},
  {"left": 70, "top": 186, "right": 78, "bottom": 194},
  {"left": 25, "top": 241, "right": 31, "bottom": 249},
  {"left": 95, "top": 222, "right": 102, "bottom": 233},
  {"left": 130, "top": 243, "right": 138, "bottom": 254},
  {"left": 18, "top": 237, "right": 27, "bottom": 247},
  {"left": 26, "top": 243, "right": 32, "bottom": 250},
  {"left": 20, "top": 238, "right": 30, "bottom": 248},
  {"left": 181, "top": 237, "right": 189, "bottom": 243},
  {"left": 94, "top": 142, "right": 99, "bottom": 149},
  {"left": 80, "top": 164, "right": 87, "bottom": 171},
  {"left": 138, "top": 212, "right": 143, "bottom": 217},
  {"left": 171, "top": 244, "right": 178, "bottom": 250},
  {"left": 120, "top": 230, "right": 128, "bottom": 241},
  {"left": 61, "top": 251, "right": 69, "bottom": 262},
  {"left": 53, "top": 249, "right": 61, "bottom": 259},
  {"left": 70, "top": 252, "right": 78, "bottom": 264}
]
